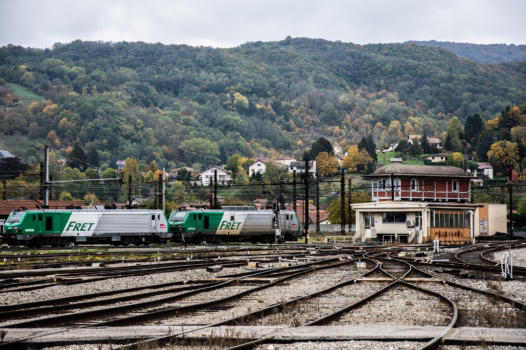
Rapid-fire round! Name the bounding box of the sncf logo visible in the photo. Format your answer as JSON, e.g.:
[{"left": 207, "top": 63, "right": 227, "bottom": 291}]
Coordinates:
[{"left": 160, "top": 224, "right": 166, "bottom": 229}]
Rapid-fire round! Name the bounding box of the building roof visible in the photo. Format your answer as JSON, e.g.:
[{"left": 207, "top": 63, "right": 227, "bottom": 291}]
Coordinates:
[
  {"left": 389, "top": 158, "right": 403, "bottom": 162},
  {"left": 0, "top": 150, "right": 15, "bottom": 160},
  {"left": 426, "top": 154, "right": 448, "bottom": 158},
  {"left": 277, "top": 156, "right": 295, "bottom": 160},
  {"left": 290, "top": 161, "right": 315, "bottom": 168},
  {"left": 200, "top": 165, "right": 232, "bottom": 174},
  {"left": 250, "top": 160, "right": 266, "bottom": 166},
  {"left": 477, "top": 162, "right": 493, "bottom": 170},
  {"left": 0, "top": 200, "right": 84, "bottom": 216},
  {"left": 335, "top": 154, "right": 345, "bottom": 160},
  {"left": 370, "top": 164, "right": 469, "bottom": 178},
  {"left": 408, "top": 135, "right": 441, "bottom": 144}
]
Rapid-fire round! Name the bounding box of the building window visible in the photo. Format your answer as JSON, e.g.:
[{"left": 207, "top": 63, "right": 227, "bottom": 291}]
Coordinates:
[
  {"left": 410, "top": 179, "right": 418, "bottom": 191},
  {"left": 382, "top": 212, "right": 407, "bottom": 223},
  {"left": 431, "top": 210, "right": 470, "bottom": 228},
  {"left": 452, "top": 180, "right": 459, "bottom": 192},
  {"left": 364, "top": 213, "right": 375, "bottom": 228},
  {"left": 377, "top": 179, "right": 385, "bottom": 190}
]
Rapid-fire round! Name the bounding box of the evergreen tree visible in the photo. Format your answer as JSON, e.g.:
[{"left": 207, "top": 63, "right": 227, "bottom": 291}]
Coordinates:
[
  {"left": 219, "top": 145, "right": 227, "bottom": 165},
  {"left": 395, "top": 138, "right": 410, "bottom": 152},
  {"left": 477, "top": 131, "right": 495, "bottom": 162},
  {"left": 66, "top": 142, "right": 88, "bottom": 171},
  {"left": 366, "top": 133, "right": 377, "bottom": 161},
  {"left": 421, "top": 132, "right": 431, "bottom": 153},
  {"left": 410, "top": 137, "right": 422, "bottom": 156},
  {"left": 464, "top": 114, "right": 483, "bottom": 144},
  {"left": 308, "top": 137, "right": 333, "bottom": 160},
  {"left": 444, "top": 134, "right": 453, "bottom": 151},
  {"left": 87, "top": 148, "right": 99, "bottom": 169}
]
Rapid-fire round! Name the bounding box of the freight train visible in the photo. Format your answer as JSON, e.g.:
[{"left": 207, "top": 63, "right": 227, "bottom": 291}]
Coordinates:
[
  {"left": 168, "top": 206, "right": 303, "bottom": 244},
  {"left": 2, "top": 208, "right": 170, "bottom": 247}
]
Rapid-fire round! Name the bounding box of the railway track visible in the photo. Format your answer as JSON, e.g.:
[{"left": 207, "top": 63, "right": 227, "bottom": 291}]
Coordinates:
[{"left": 2, "top": 243, "right": 526, "bottom": 349}]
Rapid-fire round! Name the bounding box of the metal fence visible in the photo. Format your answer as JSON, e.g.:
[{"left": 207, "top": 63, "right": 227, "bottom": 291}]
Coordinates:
[{"left": 308, "top": 224, "right": 356, "bottom": 233}]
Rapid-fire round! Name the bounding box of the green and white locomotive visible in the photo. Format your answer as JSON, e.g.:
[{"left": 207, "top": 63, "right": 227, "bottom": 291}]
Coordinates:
[
  {"left": 2, "top": 208, "right": 170, "bottom": 247},
  {"left": 169, "top": 206, "right": 302, "bottom": 244}
]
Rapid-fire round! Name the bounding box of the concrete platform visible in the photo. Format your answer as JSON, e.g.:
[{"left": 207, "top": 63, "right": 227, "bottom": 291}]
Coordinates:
[{"left": 4, "top": 326, "right": 526, "bottom": 347}]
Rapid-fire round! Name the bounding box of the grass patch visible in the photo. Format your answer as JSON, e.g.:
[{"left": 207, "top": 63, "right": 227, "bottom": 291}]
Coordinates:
[
  {"left": 7, "top": 83, "right": 44, "bottom": 105},
  {"left": 403, "top": 159, "right": 425, "bottom": 165},
  {"left": 377, "top": 151, "right": 396, "bottom": 165}
]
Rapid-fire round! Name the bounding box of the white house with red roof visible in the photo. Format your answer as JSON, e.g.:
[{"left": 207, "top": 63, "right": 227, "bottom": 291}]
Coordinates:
[{"left": 249, "top": 160, "right": 266, "bottom": 175}]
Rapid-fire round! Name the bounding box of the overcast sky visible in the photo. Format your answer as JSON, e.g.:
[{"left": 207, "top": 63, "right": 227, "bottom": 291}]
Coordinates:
[{"left": 1, "top": 0, "right": 525, "bottom": 49}]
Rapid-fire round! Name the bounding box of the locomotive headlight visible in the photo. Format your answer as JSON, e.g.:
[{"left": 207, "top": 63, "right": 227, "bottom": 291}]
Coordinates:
[{"left": 14, "top": 227, "right": 17, "bottom": 230}]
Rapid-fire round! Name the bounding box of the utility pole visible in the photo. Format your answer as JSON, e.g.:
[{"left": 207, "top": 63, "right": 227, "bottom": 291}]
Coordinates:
[
  {"left": 340, "top": 168, "right": 345, "bottom": 236},
  {"left": 509, "top": 168, "right": 514, "bottom": 238},
  {"left": 279, "top": 176, "right": 285, "bottom": 208},
  {"left": 304, "top": 158, "right": 309, "bottom": 244},
  {"left": 316, "top": 175, "right": 320, "bottom": 234},
  {"left": 213, "top": 170, "right": 218, "bottom": 209},
  {"left": 292, "top": 170, "right": 297, "bottom": 214},
  {"left": 348, "top": 178, "right": 352, "bottom": 234},
  {"left": 162, "top": 168, "right": 166, "bottom": 213},
  {"left": 39, "top": 162, "right": 44, "bottom": 201},
  {"left": 44, "top": 146, "right": 49, "bottom": 208},
  {"left": 158, "top": 172, "right": 163, "bottom": 210},
  {"left": 128, "top": 175, "right": 132, "bottom": 208},
  {"left": 209, "top": 178, "right": 213, "bottom": 209}
]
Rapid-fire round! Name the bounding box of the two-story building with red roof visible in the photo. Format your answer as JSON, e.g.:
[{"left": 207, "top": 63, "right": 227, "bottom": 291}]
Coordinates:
[{"left": 351, "top": 164, "right": 506, "bottom": 244}]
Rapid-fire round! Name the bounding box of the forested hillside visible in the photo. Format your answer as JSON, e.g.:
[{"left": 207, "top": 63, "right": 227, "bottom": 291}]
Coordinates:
[
  {"left": 405, "top": 40, "right": 526, "bottom": 63},
  {"left": 1, "top": 37, "right": 526, "bottom": 172}
]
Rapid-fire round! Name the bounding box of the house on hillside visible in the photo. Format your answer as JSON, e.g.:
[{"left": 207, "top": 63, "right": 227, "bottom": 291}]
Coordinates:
[
  {"left": 426, "top": 154, "right": 448, "bottom": 163},
  {"left": 116, "top": 160, "right": 126, "bottom": 172},
  {"left": 352, "top": 164, "right": 506, "bottom": 244},
  {"left": 474, "top": 162, "right": 494, "bottom": 179},
  {"left": 335, "top": 154, "right": 345, "bottom": 167},
  {"left": 288, "top": 161, "right": 316, "bottom": 177},
  {"left": 408, "top": 135, "right": 442, "bottom": 149},
  {"left": 201, "top": 165, "right": 232, "bottom": 186},
  {"left": 389, "top": 158, "right": 403, "bottom": 164},
  {"left": 249, "top": 160, "right": 266, "bottom": 176},
  {"left": 276, "top": 156, "right": 296, "bottom": 167}
]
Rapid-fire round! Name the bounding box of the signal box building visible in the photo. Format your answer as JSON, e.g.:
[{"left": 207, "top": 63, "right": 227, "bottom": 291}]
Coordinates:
[{"left": 352, "top": 164, "right": 506, "bottom": 244}]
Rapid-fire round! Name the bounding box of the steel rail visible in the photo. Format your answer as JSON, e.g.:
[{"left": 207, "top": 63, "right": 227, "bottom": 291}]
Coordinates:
[
  {"left": 110, "top": 259, "right": 380, "bottom": 350},
  {"left": 1, "top": 258, "right": 346, "bottom": 328},
  {"left": 0, "top": 258, "right": 362, "bottom": 350},
  {"left": 221, "top": 259, "right": 413, "bottom": 350}
]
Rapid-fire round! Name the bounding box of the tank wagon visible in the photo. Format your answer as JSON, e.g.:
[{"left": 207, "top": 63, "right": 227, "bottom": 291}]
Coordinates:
[
  {"left": 169, "top": 206, "right": 302, "bottom": 244},
  {"left": 2, "top": 208, "right": 170, "bottom": 247}
]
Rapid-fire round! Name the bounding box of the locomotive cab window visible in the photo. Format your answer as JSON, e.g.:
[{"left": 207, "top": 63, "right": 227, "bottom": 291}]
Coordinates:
[
  {"left": 151, "top": 215, "right": 155, "bottom": 220},
  {"left": 45, "top": 217, "right": 53, "bottom": 231},
  {"left": 204, "top": 215, "right": 209, "bottom": 229},
  {"left": 230, "top": 215, "right": 235, "bottom": 221},
  {"left": 38, "top": 214, "right": 42, "bottom": 221},
  {"left": 198, "top": 214, "right": 202, "bottom": 220},
  {"left": 33, "top": 214, "right": 36, "bottom": 221}
]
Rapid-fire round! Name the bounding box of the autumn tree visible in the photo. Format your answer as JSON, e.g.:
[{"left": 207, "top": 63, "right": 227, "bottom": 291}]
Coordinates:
[
  {"left": 59, "top": 192, "right": 74, "bottom": 201},
  {"left": 315, "top": 152, "right": 340, "bottom": 176},
  {"left": 488, "top": 141, "right": 519, "bottom": 169},
  {"left": 83, "top": 193, "right": 100, "bottom": 205},
  {"left": 447, "top": 152, "right": 465, "bottom": 168},
  {"left": 342, "top": 146, "right": 361, "bottom": 173},
  {"left": 47, "top": 131, "right": 60, "bottom": 147},
  {"left": 327, "top": 192, "right": 371, "bottom": 225},
  {"left": 121, "top": 158, "right": 142, "bottom": 198}
]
